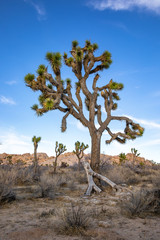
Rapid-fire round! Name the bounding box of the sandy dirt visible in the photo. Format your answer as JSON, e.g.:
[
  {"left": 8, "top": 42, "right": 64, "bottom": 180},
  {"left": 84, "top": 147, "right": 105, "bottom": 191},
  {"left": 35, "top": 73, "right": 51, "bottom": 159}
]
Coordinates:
[{"left": 0, "top": 183, "right": 160, "bottom": 240}]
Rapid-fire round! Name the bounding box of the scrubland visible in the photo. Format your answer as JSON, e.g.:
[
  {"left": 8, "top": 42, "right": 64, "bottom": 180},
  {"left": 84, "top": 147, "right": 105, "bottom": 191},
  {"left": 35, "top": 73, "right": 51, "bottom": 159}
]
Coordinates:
[{"left": 0, "top": 157, "right": 160, "bottom": 240}]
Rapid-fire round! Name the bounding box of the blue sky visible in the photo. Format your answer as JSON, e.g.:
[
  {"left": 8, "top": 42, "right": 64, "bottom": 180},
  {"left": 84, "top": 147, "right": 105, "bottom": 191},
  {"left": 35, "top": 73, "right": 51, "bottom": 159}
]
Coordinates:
[{"left": 0, "top": 0, "right": 160, "bottom": 162}]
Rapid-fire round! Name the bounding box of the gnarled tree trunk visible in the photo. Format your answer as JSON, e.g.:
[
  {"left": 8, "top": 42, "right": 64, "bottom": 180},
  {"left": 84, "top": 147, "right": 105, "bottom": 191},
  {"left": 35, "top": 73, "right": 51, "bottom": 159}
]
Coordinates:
[{"left": 83, "top": 161, "right": 118, "bottom": 196}]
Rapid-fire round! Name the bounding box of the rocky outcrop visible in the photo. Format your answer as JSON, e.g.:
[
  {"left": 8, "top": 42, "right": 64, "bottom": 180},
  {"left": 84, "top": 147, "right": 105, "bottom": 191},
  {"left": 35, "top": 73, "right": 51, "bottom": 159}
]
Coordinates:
[{"left": 0, "top": 152, "right": 153, "bottom": 166}]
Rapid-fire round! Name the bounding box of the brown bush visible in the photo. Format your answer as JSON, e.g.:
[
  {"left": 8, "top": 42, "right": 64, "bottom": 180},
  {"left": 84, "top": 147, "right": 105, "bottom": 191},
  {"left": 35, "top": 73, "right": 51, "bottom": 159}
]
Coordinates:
[{"left": 55, "top": 203, "right": 90, "bottom": 236}]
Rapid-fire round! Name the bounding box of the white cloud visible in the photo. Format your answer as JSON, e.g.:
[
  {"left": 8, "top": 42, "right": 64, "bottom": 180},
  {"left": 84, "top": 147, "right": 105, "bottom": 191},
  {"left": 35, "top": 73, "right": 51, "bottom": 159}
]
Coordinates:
[
  {"left": 139, "top": 138, "right": 160, "bottom": 147},
  {"left": 0, "top": 129, "right": 32, "bottom": 154},
  {"left": 88, "top": 0, "right": 160, "bottom": 14},
  {"left": 124, "top": 115, "right": 160, "bottom": 129},
  {"left": 24, "top": 0, "right": 46, "bottom": 19},
  {"left": 0, "top": 96, "right": 16, "bottom": 105},
  {"left": 5, "top": 80, "right": 17, "bottom": 85},
  {"left": 0, "top": 128, "right": 53, "bottom": 156}
]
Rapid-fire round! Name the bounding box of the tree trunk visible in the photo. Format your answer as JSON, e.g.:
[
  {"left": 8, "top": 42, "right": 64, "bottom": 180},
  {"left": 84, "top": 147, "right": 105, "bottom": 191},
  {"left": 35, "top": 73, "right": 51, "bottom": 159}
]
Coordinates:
[
  {"left": 54, "top": 156, "right": 58, "bottom": 173},
  {"left": 90, "top": 131, "right": 101, "bottom": 172},
  {"left": 33, "top": 146, "right": 39, "bottom": 180},
  {"left": 34, "top": 146, "right": 38, "bottom": 174}
]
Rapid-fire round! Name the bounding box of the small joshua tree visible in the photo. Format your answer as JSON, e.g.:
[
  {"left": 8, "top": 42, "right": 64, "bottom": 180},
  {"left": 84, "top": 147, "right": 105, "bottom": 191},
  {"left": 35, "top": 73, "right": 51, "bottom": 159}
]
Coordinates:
[
  {"left": 119, "top": 153, "right": 127, "bottom": 164},
  {"left": 54, "top": 141, "right": 67, "bottom": 173},
  {"left": 32, "top": 136, "right": 41, "bottom": 178},
  {"left": 73, "top": 141, "right": 89, "bottom": 171},
  {"left": 131, "top": 148, "right": 140, "bottom": 163}
]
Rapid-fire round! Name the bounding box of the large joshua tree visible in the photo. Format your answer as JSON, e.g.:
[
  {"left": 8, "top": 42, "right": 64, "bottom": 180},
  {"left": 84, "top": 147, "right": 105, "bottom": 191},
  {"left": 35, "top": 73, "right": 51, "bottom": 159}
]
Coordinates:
[{"left": 25, "top": 40, "right": 144, "bottom": 172}]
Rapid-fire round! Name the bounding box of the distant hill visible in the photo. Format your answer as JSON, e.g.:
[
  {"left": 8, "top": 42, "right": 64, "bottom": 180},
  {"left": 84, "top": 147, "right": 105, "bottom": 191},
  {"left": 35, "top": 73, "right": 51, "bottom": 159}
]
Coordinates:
[{"left": 0, "top": 152, "right": 153, "bottom": 166}]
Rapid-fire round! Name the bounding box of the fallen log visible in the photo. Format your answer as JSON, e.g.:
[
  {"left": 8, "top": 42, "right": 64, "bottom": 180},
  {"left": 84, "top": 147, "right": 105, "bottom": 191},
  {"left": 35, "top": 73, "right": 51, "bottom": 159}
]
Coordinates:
[{"left": 82, "top": 161, "right": 118, "bottom": 196}]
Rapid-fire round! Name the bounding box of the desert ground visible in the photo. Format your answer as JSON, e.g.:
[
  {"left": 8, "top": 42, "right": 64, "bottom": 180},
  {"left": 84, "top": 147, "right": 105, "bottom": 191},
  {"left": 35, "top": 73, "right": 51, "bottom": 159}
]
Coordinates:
[{"left": 0, "top": 153, "right": 160, "bottom": 240}]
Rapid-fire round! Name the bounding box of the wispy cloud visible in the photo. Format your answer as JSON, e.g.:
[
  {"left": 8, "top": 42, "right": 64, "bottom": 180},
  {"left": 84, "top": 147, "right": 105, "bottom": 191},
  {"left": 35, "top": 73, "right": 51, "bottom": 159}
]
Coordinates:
[
  {"left": 0, "top": 96, "right": 16, "bottom": 105},
  {"left": 5, "top": 80, "right": 17, "bottom": 85},
  {"left": 88, "top": 0, "right": 160, "bottom": 14},
  {"left": 0, "top": 129, "right": 32, "bottom": 154},
  {"left": 24, "top": 0, "right": 46, "bottom": 20},
  {"left": 0, "top": 128, "right": 55, "bottom": 156},
  {"left": 124, "top": 115, "right": 160, "bottom": 129}
]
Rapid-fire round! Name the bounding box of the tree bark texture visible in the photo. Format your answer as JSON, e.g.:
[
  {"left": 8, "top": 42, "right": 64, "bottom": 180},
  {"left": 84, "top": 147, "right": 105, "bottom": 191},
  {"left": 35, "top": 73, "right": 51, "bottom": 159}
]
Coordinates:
[{"left": 90, "top": 131, "right": 101, "bottom": 172}]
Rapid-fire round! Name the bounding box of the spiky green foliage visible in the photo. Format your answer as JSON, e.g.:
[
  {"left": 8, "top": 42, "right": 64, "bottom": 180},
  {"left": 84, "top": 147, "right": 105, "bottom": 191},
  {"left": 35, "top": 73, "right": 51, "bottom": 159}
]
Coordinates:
[
  {"left": 131, "top": 148, "right": 140, "bottom": 157},
  {"left": 38, "top": 94, "right": 46, "bottom": 106},
  {"left": 73, "top": 141, "right": 89, "bottom": 170},
  {"left": 32, "top": 136, "right": 41, "bottom": 143},
  {"left": 67, "top": 57, "right": 74, "bottom": 65},
  {"left": 46, "top": 52, "right": 62, "bottom": 72},
  {"left": 66, "top": 78, "right": 71, "bottom": 84},
  {"left": 112, "top": 92, "right": 120, "bottom": 101},
  {"left": 75, "top": 81, "right": 81, "bottom": 89},
  {"left": 55, "top": 141, "right": 67, "bottom": 156},
  {"left": 37, "top": 64, "right": 46, "bottom": 76},
  {"left": 119, "top": 152, "right": 127, "bottom": 164},
  {"left": 47, "top": 84, "right": 53, "bottom": 89},
  {"left": 24, "top": 73, "right": 35, "bottom": 84},
  {"left": 112, "top": 103, "right": 118, "bottom": 110},
  {"left": 110, "top": 82, "right": 124, "bottom": 90},
  {"left": 63, "top": 52, "right": 67, "bottom": 59},
  {"left": 31, "top": 104, "right": 38, "bottom": 111},
  {"left": 85, "top": 40, "right": 91, "bottom": 46},
  {"left": 76, "top": 47, "right": 83, "bottom": 62},
  {"left": 61, "top": 80, "right": 64, "bottom": 86},
  {"left": 93, "top": 43, "right": 99, "bottom": 51},
  {"left": 72, "top": 40, "right": 79, "bottom": 48},
  {"left": 73, "top": 141, "right": 89, "bottom": 155},
  {"left": 43, "top": 98, "right": 54, "bottom": 110}
]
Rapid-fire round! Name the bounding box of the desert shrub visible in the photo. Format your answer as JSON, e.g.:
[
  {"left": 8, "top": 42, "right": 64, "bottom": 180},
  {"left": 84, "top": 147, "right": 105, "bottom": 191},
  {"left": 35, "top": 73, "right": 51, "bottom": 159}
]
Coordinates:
[
  {"left": 103, "top": 165, "right": 141, "bottom": 185},
  {"left": 76, "top": 171, "right": 87, "bottom": 184},
  {"left": 39, "top": 173, "right": 57, "bottom": 198},
  {"left": 121, "top": 188, "right": 160, "bottom": 217},
  {"left": 100, "top": 160, "right": 114, "bottom": 174},
  {"left": 0, "top": 166, "right": 16, "bottom": 204},
  {"left": 151, "top": 173, "right": 160, "bottom": 188},
  {"left": 56, "top": 203, "right": 90, "bottom": 236}
]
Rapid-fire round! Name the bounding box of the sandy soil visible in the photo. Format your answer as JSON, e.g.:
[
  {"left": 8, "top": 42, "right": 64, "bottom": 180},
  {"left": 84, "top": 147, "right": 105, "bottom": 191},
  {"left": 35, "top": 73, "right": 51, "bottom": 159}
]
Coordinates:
[{"left": 0, "top": 182, "right": 160, "bottom": 240}]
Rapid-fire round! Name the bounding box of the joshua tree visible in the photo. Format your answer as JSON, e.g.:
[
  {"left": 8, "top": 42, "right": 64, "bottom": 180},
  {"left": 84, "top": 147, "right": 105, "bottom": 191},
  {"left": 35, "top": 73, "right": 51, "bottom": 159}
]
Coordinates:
[
  {"left": 54, "top": 141, "right": 67, "bottom": 173},
  {"left": 25, "top": 40, "right": 144, "bottom": 172},
  {"left": 131, "top": 148, "right": 140, "bottom": 163},
  {"left": 73, "top": 141, "right": 89, "bottom": 171},
  {"left": 119, "top": 152, "right": 127, "bottom": 164},
  {"left": 32, "top": 136, "right": 41, "bottom": 177}
]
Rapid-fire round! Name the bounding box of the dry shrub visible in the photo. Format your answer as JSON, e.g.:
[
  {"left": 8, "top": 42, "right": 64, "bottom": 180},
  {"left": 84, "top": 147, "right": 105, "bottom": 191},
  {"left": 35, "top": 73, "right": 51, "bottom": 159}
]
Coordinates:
[
  {"left": 55, "top": 203, "right": 90, "bottom": 236},
  {"left": 39, "top": 173, "right": 59, "bottom": 198},
  {"left": 103, "top": 165, "right": 141, "bottom": 186},
  {"left": 0, "top": 166, "right": 16, "bottom": 204},
  {"left": 121, "top": 188, "right": 160, "bottom": 217}
]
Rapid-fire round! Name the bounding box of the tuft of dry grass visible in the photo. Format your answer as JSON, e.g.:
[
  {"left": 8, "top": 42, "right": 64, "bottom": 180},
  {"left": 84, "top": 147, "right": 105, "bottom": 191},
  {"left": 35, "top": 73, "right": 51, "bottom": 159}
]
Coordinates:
[
  {"left": 120, "top": 188, "right": 160, "bottom": 217},
  {"left": 55, "top": 203, "right": 90, "bottom": 236}
]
